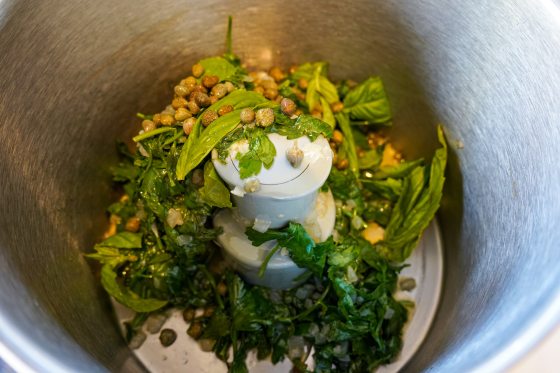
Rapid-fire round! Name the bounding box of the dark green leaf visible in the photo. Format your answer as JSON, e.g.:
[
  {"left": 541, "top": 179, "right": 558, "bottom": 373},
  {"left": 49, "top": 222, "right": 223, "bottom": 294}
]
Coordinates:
[
  {"left": 100, "top": 265, "right": 167, "bottom": 313},
  {"left": 199, "top": 161, "right": 232, "bottom": 208},
  {"left": 246, "top": 223, "right": 329, "bottom": 277}
]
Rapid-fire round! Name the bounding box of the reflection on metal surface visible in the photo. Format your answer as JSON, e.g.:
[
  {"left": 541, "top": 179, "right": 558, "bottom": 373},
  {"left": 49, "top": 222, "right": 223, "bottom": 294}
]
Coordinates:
[{"left": 0, "top": 0, "right": 559, "bottom": 372}]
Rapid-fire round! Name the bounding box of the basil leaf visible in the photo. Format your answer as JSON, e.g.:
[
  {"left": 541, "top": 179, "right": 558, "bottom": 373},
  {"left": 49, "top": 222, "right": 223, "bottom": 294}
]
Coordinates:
[
  {"left": 290, "top": 61, "right": 328, "bottom": 81},
  {"left": 343, "top": 77, "right": 392, "bottom": 124},
  {"left": 336, "top": 113, "right": 359, "bottom": 177},
  {"left": 305, "top": 64, "right": 339, "bottom": 128},
  {"left": 276, "top": 114, "right": 333, "bottom": 141},
  {"left": 199, "top": 56, "right": 238, "bottom": 81},
  {"left": 98, "top": 232, "right": 142, "bottom": 249},
  {"left": 199, "top": 161, "right": 232, "bottom": 208},
  {"left": 381, "top": 126, "right": 447, "bottom": 261},
  {"left": 361, "top": 178, "right": 403, "bottom": 201},
  {"left": 368, "top": 158, "right": 425, "bottom": 180},
  {"left": 101, "top": 265, "right": 167, "bottom": 313},
  {"left": 358, "top": 147, "right": 383, "bottom": 170},
  {"left": 85, "top": 246, "right": 137, "bottom": 267},
  {"left": 176, "top": 90, "right": 267, "bottom": 180}
]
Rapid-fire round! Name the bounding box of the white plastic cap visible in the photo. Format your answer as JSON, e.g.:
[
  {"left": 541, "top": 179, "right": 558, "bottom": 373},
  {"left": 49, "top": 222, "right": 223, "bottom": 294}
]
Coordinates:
[{"left": 212, "top": 133, "right": 333, "bottom": 228}]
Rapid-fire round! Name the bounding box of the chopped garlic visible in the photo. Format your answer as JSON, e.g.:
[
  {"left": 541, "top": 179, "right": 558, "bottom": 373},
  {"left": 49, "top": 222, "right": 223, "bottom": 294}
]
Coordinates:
[{"left": 252, "top": 217, "right": 272, "bottom": 233}]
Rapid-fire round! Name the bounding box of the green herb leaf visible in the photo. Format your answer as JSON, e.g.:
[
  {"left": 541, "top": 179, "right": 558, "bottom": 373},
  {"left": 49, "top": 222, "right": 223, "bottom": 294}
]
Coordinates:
[
  {"left": 199, "top": 161, "right": 232, "bottom": 208},
  {"left": 199, "top": 57, "right": 238, "bottom": 82},
  {"left": 336, "top": 112, "right": 359, "bottom": 177},
  {"left": 98, "top": 232, "right": 143, "bottom": 249},
  {"left": 358, "top": 147, "right": 384, "bottom": 170},
  {"left": 246, "top": 223, "right": 330, "bottom": 277},
  {"left": 236, "top": 130, "right": 276, "bottom": 179},
  {"left": 368, "top": 158, "right": 425, "bottom": 180},
  {"left": 176, "top": 90, "right": 267, "bottom": 180},
  {"left": 381, "top": 126, "right": 447, "bottom": 261},
  {"left": 276, "top": 114, "right": 333, "bottom": 141},
  {"left": 100, "top": 265, "right": 167, "bottom": 313},
  {"left": 343, "top": 76, "right": 392, "bottom": 125}
]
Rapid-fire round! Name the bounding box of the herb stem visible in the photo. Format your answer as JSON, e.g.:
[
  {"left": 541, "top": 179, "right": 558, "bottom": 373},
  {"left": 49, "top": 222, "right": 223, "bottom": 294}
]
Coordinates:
[
  {"left": 133, "top": 127, "right": 175, "bottom": 142},
  {"left": 258, "top": 244, "right": 281, "bottom": 278}
]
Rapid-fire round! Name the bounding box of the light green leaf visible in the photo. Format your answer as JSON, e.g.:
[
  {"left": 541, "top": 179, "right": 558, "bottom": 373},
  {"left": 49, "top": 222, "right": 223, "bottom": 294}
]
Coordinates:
[
  {"left": 98, "top": 232, "right": 143, "bottom": 249},
  {"left": 101, "top": 265, "right": 167, "bottom": 313},
  {"left": 176, "top": 90, "right": 267, "bottom": 180},
  {"left": 343, "top": 76, "right": 392, "bottom": 124},
  {"left": 358, "top": 147, "right": 383, "bottom": 169},
  {"left": 199, "top": 161, "right": 232, "bottom": 208},
  {"left": 199, "top": 56, "right": 238, "bottom": 81},
  {"left": 335, "top": 113, "right": 359, "bottom": 178},
  {"left": 381, "top": 126, "right": 447, "bottom": 261}
]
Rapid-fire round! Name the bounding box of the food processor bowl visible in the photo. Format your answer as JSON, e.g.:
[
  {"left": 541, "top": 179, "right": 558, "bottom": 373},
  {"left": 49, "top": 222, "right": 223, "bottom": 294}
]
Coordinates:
[{"left": 0, "top": 0, "right": 559, "bottom": 372}]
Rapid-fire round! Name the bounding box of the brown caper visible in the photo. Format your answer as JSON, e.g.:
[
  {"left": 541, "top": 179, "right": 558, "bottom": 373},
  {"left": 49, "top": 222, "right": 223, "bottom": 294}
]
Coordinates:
[
  {"left": 202, "top": 75, "right": 219, "bottom": 88},
  {"left": 160, "top": 113, "right": 175, "bottom": 126},
  {"left": 201, "top": 109, "right": 218, "bottom": 127},
  {"left": 240, "top": 108, "right": 255, "bottom": 124},
  {"left": 269, "top": 66, "right": 286, "bottom": 82},
  {"left": 264, "top": 88, "right": 279, "bottom": 100},
  {"left": 175, "top": 107, "right": 192, "bottom": 122},
  {"left": 141, "top": 119, "right": 156, "bottom": 132},
  {"left": 174, "top": 85, "right": 190, "bottom": 97},
  {"left": 254, "top": 86, "right": 265, "bottom": 95},
  {"left": 298, "top": 78, "right": 308, "bottom": 90},
  {"left": 211, "top": 83, "right": 228, "bottom": 99},
  {"left": 223, "top": 81, "right": 235, "bottom": 93},
  {"left": 159, "top": 329, "right": 177, "bottom": 347},
  {"left": 192, "top": 168, "right": 204, "bottom": 187},
  {"left": 255, "top": 108, "right": 275, "bottom": 127},
  {"left": 209, "top": 95, "right": 219, "bottom": 105},
  {"left": 182, "top": 307, "right": 196, "bottom": 323},
  {"left": 280, "top": 98, "right": 297, "bottom": 116},
  {"left": 218, "top": 104, "right": 234, "bottom": 116},
  {"left": 203, "top": 306, "right": 215, "bottom": 318},
  {"left": 331, "top": 101, "right": 344, "bottom": 113},
  {"left": 336, "top": 158, "right": 349, "bottom": 170},
  {"left": 171, "top": 97, "right": 188, "bottom": 109},
  {"left": 187, "top": 101, "right": 200, "bottom": 115},
  {"left": 183, "top": 117, "right": 196, "bottom": 135},
  {"left": 182, "top": 76, "right": 197, "bottom": 86},
  {"left": 187, "top": 322, "right": 203, "bottom": 339},
  {"left": 192, "top": 63, "right": 204, "bottom": 78},
  {"left": 194, "top": 92, "right": 211, "bottom": 108},
  {"left": 332, "top": 130, "right": 344, "bottom": 144}
]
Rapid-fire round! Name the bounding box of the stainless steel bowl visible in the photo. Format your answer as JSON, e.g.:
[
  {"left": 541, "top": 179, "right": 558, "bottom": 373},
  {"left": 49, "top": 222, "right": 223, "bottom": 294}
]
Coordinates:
[{"left": 1, "top": 0, "right": 559, "bottom": 371}]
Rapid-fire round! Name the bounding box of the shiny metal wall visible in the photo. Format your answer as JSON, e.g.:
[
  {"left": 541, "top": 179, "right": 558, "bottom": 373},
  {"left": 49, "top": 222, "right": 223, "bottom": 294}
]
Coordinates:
[{"left": 0, "top": 1, "right": 559, "bottom": 372}]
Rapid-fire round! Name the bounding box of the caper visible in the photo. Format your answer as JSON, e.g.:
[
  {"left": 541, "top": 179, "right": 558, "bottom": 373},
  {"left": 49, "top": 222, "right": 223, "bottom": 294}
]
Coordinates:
[
  {"left": 240, "top": 108, "right": 255, "bottom": 124},
  {"left": 192, "top": 63, "right": 204, "bottom": 78},
  {"left": 159, "top": 329, "right": 177, "bottom": 347},
  {"left": 280, "top": 98, "right": 297, "bottom": 116},
  {"left": 201, "top": 109, "right": 218, "bottom": 127},
  {"left": 255, "top": 108, "right": 274, "bottom": 127}
]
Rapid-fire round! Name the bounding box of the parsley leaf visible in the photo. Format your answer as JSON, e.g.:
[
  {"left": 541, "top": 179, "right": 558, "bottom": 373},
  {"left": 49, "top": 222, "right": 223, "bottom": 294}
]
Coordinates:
[{"left": 236, "top": 130, "right": 276, "bottom": 179}]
